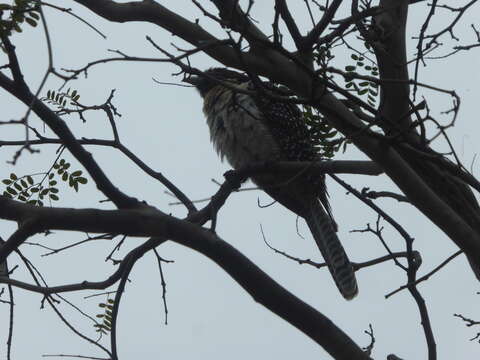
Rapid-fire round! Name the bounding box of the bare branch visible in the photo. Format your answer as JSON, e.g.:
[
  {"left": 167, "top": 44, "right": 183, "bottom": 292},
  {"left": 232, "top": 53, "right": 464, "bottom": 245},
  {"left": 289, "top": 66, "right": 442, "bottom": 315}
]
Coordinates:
[
  {"left": 385, "top": 250, "right": 462, "bottom": 298},
  {"left": 274, "top": 0, "right": 303, "bottom": 49},
  {"left": 303, "top": 0, "right": 343, "bottom": 51},
  {"left": 0, "top": 42, "right": 138, "bottom": 209}
]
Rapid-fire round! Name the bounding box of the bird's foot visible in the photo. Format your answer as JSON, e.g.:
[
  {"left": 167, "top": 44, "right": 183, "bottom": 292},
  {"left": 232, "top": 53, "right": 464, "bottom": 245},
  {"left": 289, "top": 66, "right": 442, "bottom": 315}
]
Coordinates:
[{"left": 223, "top": 170, "right": 247, "bottom": 189}]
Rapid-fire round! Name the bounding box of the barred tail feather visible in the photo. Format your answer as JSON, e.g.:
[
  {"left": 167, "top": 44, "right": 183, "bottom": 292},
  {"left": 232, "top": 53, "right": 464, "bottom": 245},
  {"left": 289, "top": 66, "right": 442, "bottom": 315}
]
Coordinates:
[{"left": 305, "top": 201, "right": 358, "bottom": 300}]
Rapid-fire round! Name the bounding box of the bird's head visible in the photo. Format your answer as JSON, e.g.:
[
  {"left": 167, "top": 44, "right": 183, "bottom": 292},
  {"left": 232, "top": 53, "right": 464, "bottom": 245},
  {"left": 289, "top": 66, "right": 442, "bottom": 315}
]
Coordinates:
[{"left": 185, "top": 68, "right": 249, "bottom": 98}]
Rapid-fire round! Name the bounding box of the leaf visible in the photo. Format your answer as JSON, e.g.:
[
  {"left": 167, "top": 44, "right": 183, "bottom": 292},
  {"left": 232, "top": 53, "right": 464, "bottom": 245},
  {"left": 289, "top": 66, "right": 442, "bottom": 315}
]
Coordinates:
[
  {"left": 7, "top": 187, "right": 17, "bottom": 195},
  {"left": 49, "top": 187, "right": 59, "bottom": 193},
  {"left": 62, "top": 172, "right": 68, "bottom": 181},
  {"left": 18, "top": 195, "right": 26, "bottom": 201},
  {"left": 25, "top": 17, "right": 36, "bottom": 27},
  {"left": 27, "top": 176, "right": 33, "bottom": 185},
  {"left": 49, "top": 194, "right": 59, "bottom": 201},
  {"left": 345, "top": 65, "right": 356, "bottom": 72},
  {"left": 2, "top": 179, "right": 12, "bottom": 185},
  {"left": 40, "top": 189, "right": 49, "bottom": 196},
  {"left": 71, "top": 170, "right": 82, "bottom": 177},
  {"left": 10, "top": 173, "right": 17, "bottom": 180},
  {"left": 324, "top": 131, "right": 338, "bottom": 138},
  {"left": 20, "top": 179, "right": 27, "bottom": 188},
  {"left": 29, "top": 12, "right": 40, "bottom": 20},
  {"left": 49, "top": 180, "right": 57, "bottom": 186},
  {"left": 30, "top": 187, "right": 39, "bottom": 193}
]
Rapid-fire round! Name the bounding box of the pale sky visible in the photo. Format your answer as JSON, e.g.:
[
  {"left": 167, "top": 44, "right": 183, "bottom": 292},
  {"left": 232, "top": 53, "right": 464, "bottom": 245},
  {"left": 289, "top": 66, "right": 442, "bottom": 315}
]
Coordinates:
[{"left": 0, "top": 1, "right": 479, "bottom": 359}]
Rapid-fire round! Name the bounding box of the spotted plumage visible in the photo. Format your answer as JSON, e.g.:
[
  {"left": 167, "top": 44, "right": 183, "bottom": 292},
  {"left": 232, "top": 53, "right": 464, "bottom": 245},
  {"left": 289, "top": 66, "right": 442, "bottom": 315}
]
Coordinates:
[{"left": 188, "top": 68, "right": 358, "bottom": 299}]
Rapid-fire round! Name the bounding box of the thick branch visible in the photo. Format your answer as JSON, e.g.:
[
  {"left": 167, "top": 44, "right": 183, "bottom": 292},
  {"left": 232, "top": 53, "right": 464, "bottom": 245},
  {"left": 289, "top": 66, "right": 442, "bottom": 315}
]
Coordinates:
[
  {"left": 0, "top": 197, "right": 369, "bottom": 359},
  {"left": 274, "top": 0, "right": 303, "bottom": 49},
  {"left": 316, "top": 93, "right": 480, "bottom": 258},
  {"left": 231, "top": 160, "right": 382, "bottom": 178},
  {"left": 171, "top": 231, "right": 371, "bottom": 360},
  {"left": 211, "top": 0, "right": 270, "bottom": 44},
  {"left": 373, "top": 0, "right": 411, "bottom": 131},
  {"left": 73, "top": 0, "right": 260, "bottom": 70},
  {"left": 73, "top": 0, "right": 304, "bottom": 92}
]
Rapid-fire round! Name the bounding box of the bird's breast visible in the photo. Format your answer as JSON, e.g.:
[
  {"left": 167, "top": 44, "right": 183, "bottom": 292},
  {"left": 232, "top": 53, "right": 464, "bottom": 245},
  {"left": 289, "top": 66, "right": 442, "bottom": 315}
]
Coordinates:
[{"left": 203, "top": 86, "right": 280, "bottom": 169}]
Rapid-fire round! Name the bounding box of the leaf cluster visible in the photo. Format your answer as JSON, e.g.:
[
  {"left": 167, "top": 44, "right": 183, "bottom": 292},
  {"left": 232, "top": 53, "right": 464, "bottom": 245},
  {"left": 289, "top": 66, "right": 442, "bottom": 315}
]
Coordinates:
[
  {"left": 53, "top": 158, "right": 88, "bottom": 192},
  {"left": 303, "top": 106, "right": 350, "bottom": 158},
  {"left": 344, "top": 54, "right": 379, "bottom": 107},
  {"left": 44, "top": 88, "right": 81, "bottom": 109},
  {"left": 94, "top": 299, "right": 114, "bottom": 335},
  {"left": 0, "top": 0, "right": 39, "bottom": 36},
  {"left": 1, "top": 172, "right": 41, "bottom": 204},
  {"left": 2, "top": 158, "right": 88, "bottom": 205}
]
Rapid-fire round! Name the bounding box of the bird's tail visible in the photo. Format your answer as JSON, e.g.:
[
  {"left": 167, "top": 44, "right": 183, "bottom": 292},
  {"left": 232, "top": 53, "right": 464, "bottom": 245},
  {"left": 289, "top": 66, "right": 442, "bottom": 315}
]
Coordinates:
[{"left": 305, "top": 201, "right": 358, "bottom": 300}]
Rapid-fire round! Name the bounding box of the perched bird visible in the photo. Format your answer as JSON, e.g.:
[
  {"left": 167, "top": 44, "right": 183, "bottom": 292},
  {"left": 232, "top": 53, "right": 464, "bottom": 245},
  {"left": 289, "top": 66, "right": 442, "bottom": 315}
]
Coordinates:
[{"left": 187, "top": 68, "right": 358, "bottom": 299}]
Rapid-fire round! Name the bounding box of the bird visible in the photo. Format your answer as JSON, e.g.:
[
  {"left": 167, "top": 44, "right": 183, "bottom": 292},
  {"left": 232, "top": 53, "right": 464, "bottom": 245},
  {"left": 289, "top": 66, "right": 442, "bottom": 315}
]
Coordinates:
[{"left": 187, "top": 68, "right": 358, "bottom": 300}]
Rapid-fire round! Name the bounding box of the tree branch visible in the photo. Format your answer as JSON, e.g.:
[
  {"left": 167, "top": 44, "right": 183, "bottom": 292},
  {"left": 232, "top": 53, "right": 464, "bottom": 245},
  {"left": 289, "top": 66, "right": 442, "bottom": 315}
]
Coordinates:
[
  {"left": 302, "top": 0, "right": 343, "bottom": 51},
  {"left": 0, "top": 197, "right": 370, "bottom": 359},
  {"left": 274, "top": 0, "right": 303, "bottom": 49},
  {"left": 0, "top": 40, "right": 138, "bottom": 209}
]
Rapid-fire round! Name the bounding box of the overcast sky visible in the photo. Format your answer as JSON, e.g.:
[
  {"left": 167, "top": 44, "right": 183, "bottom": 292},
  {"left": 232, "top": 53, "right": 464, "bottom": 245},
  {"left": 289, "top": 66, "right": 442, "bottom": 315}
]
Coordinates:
[{"left": 1, "top": 1, "right": 479, "bottom": 359}]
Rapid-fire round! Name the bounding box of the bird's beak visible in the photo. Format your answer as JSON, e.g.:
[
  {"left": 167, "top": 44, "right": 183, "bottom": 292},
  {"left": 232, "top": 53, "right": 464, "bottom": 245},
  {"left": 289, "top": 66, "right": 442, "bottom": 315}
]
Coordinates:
[{"left": 183, "top": 75, "right": 200, "bottom": 86}]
